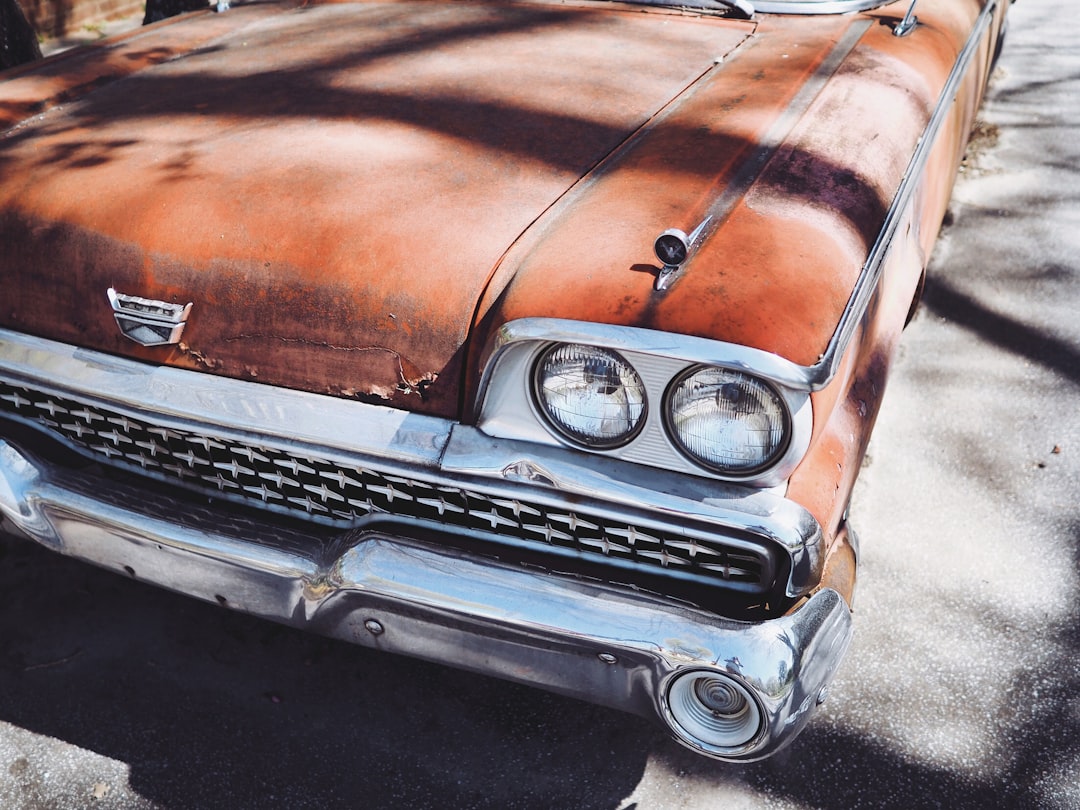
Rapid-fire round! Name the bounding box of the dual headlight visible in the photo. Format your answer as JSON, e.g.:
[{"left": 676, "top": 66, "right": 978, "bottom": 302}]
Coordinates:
[{"left": 533, "top": 343, "right": 790, "bottom": 476}]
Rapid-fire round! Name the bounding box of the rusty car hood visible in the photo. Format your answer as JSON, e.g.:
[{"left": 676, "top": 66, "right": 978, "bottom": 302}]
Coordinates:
[
  {"left": 0, "top": 0, "right": 754, "bottom": 416},
  {"left": 0, "top": 0, "right": 948, "bottom": 418}
]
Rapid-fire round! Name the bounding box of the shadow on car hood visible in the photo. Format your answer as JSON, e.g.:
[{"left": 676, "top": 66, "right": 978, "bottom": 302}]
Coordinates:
[{"left": 0, "top": 0, "right": 754, "bottom": 417}]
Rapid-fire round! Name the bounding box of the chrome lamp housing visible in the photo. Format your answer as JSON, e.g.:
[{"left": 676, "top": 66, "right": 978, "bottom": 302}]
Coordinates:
[{"left": 476, "top": 319, "right": 812, "bottom": 489}]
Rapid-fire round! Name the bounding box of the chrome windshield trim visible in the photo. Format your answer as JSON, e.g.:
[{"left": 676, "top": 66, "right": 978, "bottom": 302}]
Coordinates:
[
  {"left": 807, "top": 0, "right": 1000, "bottom": 387},
  {"left": 752, "top": 0, "right": 889, "bottom": 13},
  {"left": 610, "top": 0, "right": 889, "bottom": 13},
  {"left": 620, "top": 0, "right": 755, "bottom": 17}
]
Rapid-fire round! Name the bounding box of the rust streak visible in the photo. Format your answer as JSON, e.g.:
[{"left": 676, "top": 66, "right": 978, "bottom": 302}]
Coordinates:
[{"left": 222, "top": 334, "right": 437, "bottom": 397}]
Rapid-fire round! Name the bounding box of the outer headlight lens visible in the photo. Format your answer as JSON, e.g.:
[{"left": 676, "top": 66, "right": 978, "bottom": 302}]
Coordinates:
[
  {"left": 666, "top": 366, "right": 789, "bottom": 474},
  {"left": 533, "top": 344, "right": 646, "bottom": 448}
]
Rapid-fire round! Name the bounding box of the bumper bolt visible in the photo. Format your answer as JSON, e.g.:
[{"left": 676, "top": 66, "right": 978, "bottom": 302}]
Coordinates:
[{"left": 364, "top": 619, "right": 385, "bottom": 636}]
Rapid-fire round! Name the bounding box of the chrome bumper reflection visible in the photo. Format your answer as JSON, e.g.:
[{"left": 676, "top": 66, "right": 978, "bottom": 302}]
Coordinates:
[
  {"left": 0, "top": 439, "right": 851, "bottom": 761},
  {"left": 0, "top": 328, "right": 822, "bottom": 601}
]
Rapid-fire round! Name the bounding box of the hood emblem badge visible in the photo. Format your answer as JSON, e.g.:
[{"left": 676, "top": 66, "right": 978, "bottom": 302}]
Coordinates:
[{"left": 107, "top": 288, "right": 193, "bottom": 347}]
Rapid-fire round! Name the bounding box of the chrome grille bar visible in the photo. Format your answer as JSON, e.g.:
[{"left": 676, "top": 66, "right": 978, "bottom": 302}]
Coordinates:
[{"left": 0, "top": 377, "right": 772, "bottom": 592}]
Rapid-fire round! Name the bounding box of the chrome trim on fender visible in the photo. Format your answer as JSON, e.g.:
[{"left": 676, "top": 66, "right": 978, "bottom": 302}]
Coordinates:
[
  {"left": 0, "top": 438, "right": 851, "bottom": 762},
  {"left": 808, "top": 0, "right": 1001, "bottom": 388},
  {"left": 475, "top": 318, "right": 813, "bottom": 489}
]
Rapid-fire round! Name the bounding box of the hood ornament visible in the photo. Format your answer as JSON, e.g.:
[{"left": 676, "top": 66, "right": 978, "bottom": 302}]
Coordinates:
[
  {"left": 653, "top": 216, "right": 712, "bottom": 291},
  {"left": 107, "top": 288, "right": 193, "bottom": 347}
]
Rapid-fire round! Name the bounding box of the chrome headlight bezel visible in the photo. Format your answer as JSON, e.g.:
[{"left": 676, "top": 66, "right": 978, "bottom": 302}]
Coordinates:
[{"left": 475, "top": 319, "right": 814, "bottom": 488}]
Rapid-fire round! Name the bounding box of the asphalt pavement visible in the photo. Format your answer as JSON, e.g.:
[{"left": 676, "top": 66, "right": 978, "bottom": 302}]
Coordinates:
[{"left": 2, "top": 0, "right": 1078, "bottom": 807}]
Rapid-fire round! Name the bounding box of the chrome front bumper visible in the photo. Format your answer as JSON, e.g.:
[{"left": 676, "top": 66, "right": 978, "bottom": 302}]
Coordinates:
[{"left": 0, "top": 437, "right": 851, "bottom": 761}]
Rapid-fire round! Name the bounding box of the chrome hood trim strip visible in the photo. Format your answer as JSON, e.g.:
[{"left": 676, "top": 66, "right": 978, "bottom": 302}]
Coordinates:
[{"left": 642, "top": 19, "right": 873, "bottom": 295}]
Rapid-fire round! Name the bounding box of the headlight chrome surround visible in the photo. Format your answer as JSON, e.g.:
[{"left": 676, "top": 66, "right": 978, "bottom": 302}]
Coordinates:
[
  {"left": 477, "top": 320, "right": 814, "bottom": 489},
  {"left": 531, "top": 343, "right": 648, "bottom": 449},
  {"left": 664, "top": 365, "right": 791, "bottom": 475}
]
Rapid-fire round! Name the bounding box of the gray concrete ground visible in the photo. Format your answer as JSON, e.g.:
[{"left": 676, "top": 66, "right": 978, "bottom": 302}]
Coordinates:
[{"left": 2, "top": 0, "right": 1078, "bottom": 807}]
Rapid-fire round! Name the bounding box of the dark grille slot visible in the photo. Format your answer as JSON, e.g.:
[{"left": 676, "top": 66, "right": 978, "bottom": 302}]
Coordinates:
[{"left": 0, "top": 379, "right": 772, "bottom": 593}]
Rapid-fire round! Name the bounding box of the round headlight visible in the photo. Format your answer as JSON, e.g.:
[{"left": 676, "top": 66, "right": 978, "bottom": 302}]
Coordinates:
[
  {"left": 666, "top": 366, "right": 789, "bottom": 474},
  {"left": 666, "top": 670, "right": 763, "bottom": 753},
  {"left": 533, "top": 344, "right": 646, "bottom": 448}
]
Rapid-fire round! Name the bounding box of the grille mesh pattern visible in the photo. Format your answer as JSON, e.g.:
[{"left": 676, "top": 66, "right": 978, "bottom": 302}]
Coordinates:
[{"left": 0, "top": 379, "right": 767, "bottom": 587}]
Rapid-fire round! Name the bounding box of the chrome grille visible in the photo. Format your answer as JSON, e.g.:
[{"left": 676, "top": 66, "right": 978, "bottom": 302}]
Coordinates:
[{"left": 0, "top": 379, "right": 771, "bottom": 589}]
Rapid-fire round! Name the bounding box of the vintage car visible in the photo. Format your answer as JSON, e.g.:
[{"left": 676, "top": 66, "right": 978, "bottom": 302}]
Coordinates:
[{"left": 0, "top": 0, "right": 1007, "bottom": 761}]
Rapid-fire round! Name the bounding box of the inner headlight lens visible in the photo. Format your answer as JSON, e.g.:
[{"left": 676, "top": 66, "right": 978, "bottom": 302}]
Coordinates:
[
  {"left": 666, "top": 366, "right": 788, "bottom": 474},
  {"left": 534, "top": 344, "right": 646, "bottom": 448}
]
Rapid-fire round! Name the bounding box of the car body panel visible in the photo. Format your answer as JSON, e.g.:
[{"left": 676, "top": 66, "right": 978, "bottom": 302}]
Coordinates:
[
  {"left": 471, "top": 1, "right": 999, "bottom": 370},
  {"left": 0, "top": 0, "right": 752, "bottom": 416},
  {"left": 0, "top": 0, "right": 1007, "bottom": 761},
  {"left": 0, "top": 0, "right": 1003, "bottom": 416}
]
